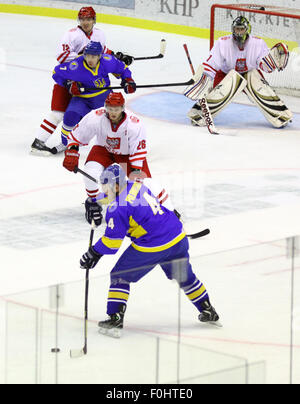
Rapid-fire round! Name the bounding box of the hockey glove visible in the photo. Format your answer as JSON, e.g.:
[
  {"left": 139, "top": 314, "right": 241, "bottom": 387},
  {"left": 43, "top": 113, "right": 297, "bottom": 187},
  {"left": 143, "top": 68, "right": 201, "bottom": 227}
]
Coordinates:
[
  {"left": 80, "top": 246, "right": 102, "bottom": 270},
  {"left": 115, "top": 52, "right": 134, "bottom": 66},
  {"left": 121, "top": 78, "right": 137, "bottom": 94},
  {"left": 66, "top": 81, "right": 83, "bottom": 96},
  {"left": 85, "top": 198, "right": 103, "bottom": 227},
  {"left": 63, "top": 146, "right": 80, "bottom": 172}
]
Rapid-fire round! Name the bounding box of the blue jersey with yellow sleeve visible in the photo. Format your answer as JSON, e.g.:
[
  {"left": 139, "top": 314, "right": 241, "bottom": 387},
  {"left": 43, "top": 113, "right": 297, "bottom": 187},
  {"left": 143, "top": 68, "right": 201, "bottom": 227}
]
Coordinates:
[
  {"left": 52, "top": 54, "right": 132, "bottom": 98},
  {"left": 93, "top": 181, "right": 186, "bottom": 255}
]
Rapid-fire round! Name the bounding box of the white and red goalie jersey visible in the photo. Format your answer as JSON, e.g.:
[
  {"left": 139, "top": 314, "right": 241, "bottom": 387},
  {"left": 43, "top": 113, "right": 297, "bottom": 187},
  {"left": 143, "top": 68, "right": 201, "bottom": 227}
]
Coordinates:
[
  {"left": 203, "top": 34, "right": 270, "bottom": 78},
  {"left": 69, "top": 108, "right": 148, "bottom": 170},
  {"left": 56, "top": 26, "right": 107, "bottom": 65}
]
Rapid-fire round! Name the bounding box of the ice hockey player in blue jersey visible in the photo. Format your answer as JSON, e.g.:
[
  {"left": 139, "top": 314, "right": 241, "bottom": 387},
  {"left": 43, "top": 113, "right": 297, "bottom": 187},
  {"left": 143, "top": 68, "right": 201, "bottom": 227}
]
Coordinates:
[
  {"left": 52, "top": 41, "right": 136, "bottom": 152},
  {"left": 79, "top": 164, "right": 220, "bottom": 338}
]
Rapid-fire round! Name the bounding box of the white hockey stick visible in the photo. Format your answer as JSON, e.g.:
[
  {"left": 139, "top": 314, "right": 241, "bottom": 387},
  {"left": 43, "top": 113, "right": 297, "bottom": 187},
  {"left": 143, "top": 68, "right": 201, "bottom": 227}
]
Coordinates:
[{"left": 134, "top": 39, "right": 166, "bottom": 60}]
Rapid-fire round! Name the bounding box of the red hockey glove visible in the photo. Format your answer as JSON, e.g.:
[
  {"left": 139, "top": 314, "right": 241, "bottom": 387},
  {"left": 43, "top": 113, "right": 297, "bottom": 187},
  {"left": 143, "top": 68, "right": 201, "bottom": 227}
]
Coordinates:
[
  {"left": 66, "top": 81, "right": 83, "bottom": 96},
  {"left": 63, "top": 146, "right": 80, "bottom": 172},
  {"left": 121, "top": 78, "right": 136, "bottom": 94}
]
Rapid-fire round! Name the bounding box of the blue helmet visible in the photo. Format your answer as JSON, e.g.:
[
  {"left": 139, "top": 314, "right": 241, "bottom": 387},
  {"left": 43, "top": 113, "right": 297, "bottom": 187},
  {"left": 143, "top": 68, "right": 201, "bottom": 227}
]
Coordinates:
[
  {"left": 84, "top": 41, "right": 103, "bottom": 56},
  {"left": 100, "top": 164, "right": 127, "bottom": 188}
]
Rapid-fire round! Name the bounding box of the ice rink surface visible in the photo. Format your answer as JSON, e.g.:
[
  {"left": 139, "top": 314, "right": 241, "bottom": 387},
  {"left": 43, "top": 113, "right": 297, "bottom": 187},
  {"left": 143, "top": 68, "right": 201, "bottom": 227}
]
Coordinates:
[{"left": 0, "top": 13, "right": 300, "bottom": 384}]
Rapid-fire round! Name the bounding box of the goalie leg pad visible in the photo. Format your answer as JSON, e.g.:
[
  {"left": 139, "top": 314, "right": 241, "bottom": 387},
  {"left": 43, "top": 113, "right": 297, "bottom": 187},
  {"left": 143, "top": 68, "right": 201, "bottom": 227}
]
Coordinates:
[
  {"left": 244, "top": 69, "right": 293, "bottom": 128},
  {"left": 188, "top": 70, "right": 247, "bottom": 125}
]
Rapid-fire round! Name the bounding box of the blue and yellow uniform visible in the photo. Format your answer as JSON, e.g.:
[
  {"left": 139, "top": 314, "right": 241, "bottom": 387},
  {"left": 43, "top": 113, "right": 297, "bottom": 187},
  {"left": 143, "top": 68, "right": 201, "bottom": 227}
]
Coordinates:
[
  {"left": 93, "top": 181, "right": 209, "bottom": 315},
  {"left": 52, "top": 53, "right": 133, "bottom": 144}
]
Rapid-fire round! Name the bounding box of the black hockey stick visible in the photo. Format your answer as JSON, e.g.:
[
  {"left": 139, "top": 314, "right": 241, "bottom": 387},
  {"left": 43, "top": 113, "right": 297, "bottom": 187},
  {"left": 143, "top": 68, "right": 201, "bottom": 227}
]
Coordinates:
[
  {"left": 70, "top": 223, "right": 95, "bottom": 358},
  {"left": 187, "top": 228, "right": 210, "bottom": 239},
  {"left": 74, "top": 167, "right": 99, "bottom": 184},
  {"left": 134, "top": 39, "right": 166, "bottom": 61},
  {"left": 82, "top": 78, "right": 194, "bottom": 93}
]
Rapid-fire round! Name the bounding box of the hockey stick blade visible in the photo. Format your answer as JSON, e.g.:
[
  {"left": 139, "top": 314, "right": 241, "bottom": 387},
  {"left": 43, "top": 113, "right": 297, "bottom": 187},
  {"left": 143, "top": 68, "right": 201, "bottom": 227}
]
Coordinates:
[
  {"left": 187, "top": 228, "right": 210, "bottom": 239},
  {"left": 70, "top": 348, "right": 86, "bottom": 359},
  {"left": 134, "top": 39, "right": 166, "bottom": 60}
]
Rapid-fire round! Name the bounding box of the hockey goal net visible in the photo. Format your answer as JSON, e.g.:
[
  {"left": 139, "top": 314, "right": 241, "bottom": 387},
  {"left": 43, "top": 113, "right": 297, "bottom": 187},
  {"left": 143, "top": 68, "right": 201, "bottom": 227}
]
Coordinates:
[{"left": 210, "top": 4, "right": 300, "bottom": 96}]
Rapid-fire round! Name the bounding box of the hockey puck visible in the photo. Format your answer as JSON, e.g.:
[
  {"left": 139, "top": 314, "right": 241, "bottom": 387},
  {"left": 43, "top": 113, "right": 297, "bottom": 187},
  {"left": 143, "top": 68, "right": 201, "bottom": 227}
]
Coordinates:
[{"left": 51, "top": 348, "right": 60, "bottom": 353}]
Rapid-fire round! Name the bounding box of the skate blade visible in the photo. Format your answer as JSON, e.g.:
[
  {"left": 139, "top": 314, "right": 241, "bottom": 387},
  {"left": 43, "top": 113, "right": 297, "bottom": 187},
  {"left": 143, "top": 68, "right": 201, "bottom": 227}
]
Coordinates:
[
  {"left": 207, "top": 320, "right": 223, "bottom": 328},
  {"left": 30, "top": 148, "right": 52, "bottom": 157},
  {"left": 98, "top": 327, "right": 122, "bottom": 339}
]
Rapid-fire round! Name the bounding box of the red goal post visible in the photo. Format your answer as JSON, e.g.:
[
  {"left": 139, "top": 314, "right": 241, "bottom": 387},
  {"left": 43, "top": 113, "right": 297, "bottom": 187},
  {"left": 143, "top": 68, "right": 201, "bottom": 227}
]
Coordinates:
[{"left": 210, "top": 4, "right": 300, "bottom": 96}]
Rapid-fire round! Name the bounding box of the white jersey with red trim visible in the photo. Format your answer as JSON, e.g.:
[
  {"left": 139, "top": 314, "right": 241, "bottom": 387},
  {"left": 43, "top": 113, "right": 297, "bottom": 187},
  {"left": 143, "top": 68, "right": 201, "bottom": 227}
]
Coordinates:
[
  {"left": 203, "top": 34, "right": 269, "bottom": 79},
  {"left": 69, "top": 108, "right": 147, "bottom": 169},
  {"left": 143, "top": 178, "right": 174, "bottom": 211},
  {"left": 56, "top": 26, "right": 107, "bottom": 64}
]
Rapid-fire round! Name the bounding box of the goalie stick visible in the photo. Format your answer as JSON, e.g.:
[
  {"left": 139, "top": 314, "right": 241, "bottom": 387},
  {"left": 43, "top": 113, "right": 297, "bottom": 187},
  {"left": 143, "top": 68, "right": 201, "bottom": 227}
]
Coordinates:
[
  {"left": 199, "top": 97, "right": 220, "bottom": 135},
  {"left": 73, "top": 168, "right": 210, "bottom": 240},
  {"left": 134, "top": 39, "right": 166, "bottom": 61},
  {"left": 182, "top": 44, "right": 220, "bottom": 135}
]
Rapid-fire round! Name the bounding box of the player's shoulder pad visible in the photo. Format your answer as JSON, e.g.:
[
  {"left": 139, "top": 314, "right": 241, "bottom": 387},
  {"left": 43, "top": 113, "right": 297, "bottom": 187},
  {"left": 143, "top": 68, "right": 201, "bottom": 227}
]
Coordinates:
[
  {"left": 69, "top": 27, "right": 78, "bottom": 33},
  {"left": 95, "top": 107, "right": 106, "bottom": 117},
  {"left": 67, "top": 59, "right": 80, "bottom": 71},
  {"left": 102, "top": 54, "right": 113, "bottom": 62},
  {"left": 128, "top": 113, "right": 141, "bottom": 124},
  {"left": 107, "top": 200, "right": 119, "bottom": 212}
]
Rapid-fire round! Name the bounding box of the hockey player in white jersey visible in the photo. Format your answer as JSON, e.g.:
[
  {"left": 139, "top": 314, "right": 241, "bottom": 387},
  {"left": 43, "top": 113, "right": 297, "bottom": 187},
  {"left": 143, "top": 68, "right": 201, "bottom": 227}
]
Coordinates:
[
  {"left": 31, "top": 6, "right": 133, "bottom": 156},
  {"left": 185, "top": 16, "right": 292, "bottom": 129},
  {"left": 62, "top": 92, "right": 152, "bottom": 226}
]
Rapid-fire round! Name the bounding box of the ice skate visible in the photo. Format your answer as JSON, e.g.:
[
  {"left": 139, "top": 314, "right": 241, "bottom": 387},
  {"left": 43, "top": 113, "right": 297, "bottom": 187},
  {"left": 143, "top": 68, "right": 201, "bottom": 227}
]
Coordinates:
[
  {"left": 51, "top": 143, "right": 67, "bottom": 155},
  {"left": 30, "top": 138, "right": 53, "bottom": 156},
  {"left": 98, "top": 305, "right": 125, "bottom": 338},
  {"left": 199, "top": 300, "right": 222, "bottom": 327}
]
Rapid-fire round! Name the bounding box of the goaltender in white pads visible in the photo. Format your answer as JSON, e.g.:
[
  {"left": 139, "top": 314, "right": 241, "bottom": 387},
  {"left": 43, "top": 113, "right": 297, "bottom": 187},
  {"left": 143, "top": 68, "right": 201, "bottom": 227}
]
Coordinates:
[{"left": 184, "top": 16, "right": 292, "bottom": 129}]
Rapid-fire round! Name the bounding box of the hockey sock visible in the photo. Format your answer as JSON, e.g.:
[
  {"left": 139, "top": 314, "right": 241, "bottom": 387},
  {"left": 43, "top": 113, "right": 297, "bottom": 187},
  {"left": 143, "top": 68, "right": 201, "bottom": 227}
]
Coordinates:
[
  {"left": 107, "top": 282, "right": 130, "bottom": 315},
  {"left": 62, "top": 110, "right": 82, "bottom": 145},
  {"left": 182, "top": 278, "right": 209, "bottom": 312},
  {"left": 36, "top": 111, "right": 63, "bottom": 143}
]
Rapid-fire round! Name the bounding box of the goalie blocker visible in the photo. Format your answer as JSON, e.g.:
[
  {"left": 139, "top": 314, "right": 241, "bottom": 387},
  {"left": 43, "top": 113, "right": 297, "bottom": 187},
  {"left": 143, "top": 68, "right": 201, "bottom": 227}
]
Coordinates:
[{"left": 187, "top": 69, "right": 292, "bottom": 129}]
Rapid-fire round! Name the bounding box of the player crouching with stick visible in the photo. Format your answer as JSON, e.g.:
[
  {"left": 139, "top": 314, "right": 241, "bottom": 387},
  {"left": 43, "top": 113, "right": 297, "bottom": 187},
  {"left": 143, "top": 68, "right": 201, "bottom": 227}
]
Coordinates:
[
  {"left": 79, "top": 164, "right": 221, "bottom": 338},
  {"left": 184, "top": 16, "right": 292, "bottom": 129}
]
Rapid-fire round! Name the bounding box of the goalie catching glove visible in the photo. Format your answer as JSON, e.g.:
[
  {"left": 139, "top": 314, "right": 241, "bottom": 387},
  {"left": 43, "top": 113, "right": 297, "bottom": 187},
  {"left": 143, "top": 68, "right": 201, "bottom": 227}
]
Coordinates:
[{"left": 261, "top": 42, "right": 289, "bottom": 73}]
